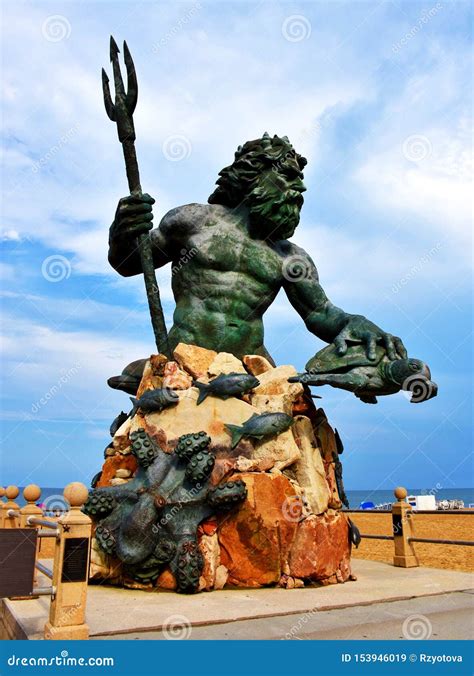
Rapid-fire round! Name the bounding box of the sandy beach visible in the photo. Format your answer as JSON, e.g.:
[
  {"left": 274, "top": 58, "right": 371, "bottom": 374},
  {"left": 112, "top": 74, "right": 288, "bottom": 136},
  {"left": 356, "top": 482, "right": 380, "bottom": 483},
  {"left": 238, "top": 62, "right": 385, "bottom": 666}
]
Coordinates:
[{"left": 349, "top": 511, "right": 473, "bottom": 573}]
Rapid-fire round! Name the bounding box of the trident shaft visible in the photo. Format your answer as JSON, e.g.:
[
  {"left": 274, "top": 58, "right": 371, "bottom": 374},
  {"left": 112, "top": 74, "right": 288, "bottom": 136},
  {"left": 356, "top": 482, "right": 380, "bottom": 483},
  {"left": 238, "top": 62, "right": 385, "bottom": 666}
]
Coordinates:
[{"left": 102, "top": 36, "right": 170, "bottom": 357}]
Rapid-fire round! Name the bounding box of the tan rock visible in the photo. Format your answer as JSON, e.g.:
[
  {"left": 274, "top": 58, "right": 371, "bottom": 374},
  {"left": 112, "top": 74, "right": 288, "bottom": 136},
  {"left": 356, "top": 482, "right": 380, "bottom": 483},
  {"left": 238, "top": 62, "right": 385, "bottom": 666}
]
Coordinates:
[
  {"left": 89, "top": 538, "right": 122, "bottom": 581},
  {"left": 110, "top": 477, "right": 128, "bottom": 486},
  {"left": 173, "top": 343, "right": 217, "bottom": 379},
  {"left": 208, "top": 352, "right": 246, "bottom": 376},
  {"left": 112, "top": 416, "right": 132, "bottom": 451},
  {"left": 198, "top": 533, "right": 220, "bottom": 591},
  {"left": 136, "top": 355, "right": 167, "bottom": 398},
  {"left": 162, "top": 361, "right": 193, "bottom": 390},
  {"left": 324, "top": 461, "right": 343, "bottom": 510},
  {"left": 243, "top": 355, "right": 274, "bottom": 376},
  {"left": 313, "top": 410, "right": 338, "bottom": 462},
  {"left": 292, "top": 416, "right": 331, "bottom": 515},
  {"left": 134, "top": 387, "right": 257, "bottom": 455},
  {"left": 252, "top": 365, "right": 303, "bottom": 400},
  {"left": 115, "top": 468, "right": 132, "bottom": 479},
  {"left": 244, "top": 393, "right": 301, "bottom": 471},
  {"left": 289, "top": 511, "right": 351, "bottom": 582},
  {"left": 214, "top": 565, "right": 229, "bottom": 590}
]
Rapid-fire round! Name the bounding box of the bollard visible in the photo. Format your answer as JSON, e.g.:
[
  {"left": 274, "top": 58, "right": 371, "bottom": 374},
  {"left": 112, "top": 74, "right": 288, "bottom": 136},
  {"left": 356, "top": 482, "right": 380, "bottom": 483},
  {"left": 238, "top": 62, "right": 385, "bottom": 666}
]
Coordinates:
[
  {"left": 392, "top": 486, "right": 418, "bottom": 567},
  {"left": 1, "top": 486, "right": 20, "bottom": 529},
  {"left": 19, "top": 485, "right": 43, "bottom": 527},
  {"left": 44, "top": 483, "right": 92, "bottom": 640},
  {"left": 20, "top": 485, "right": 44, "bottom": 593}
]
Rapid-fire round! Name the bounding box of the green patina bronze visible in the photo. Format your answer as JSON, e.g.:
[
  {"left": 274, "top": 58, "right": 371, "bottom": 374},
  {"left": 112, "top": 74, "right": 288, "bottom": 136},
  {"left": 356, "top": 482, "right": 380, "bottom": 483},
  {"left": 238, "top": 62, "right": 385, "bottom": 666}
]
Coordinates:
[
  {"left": 289, "top": 343, "right": 438, "bottom": 404},
  {"left": 108, "top": 131, "right": 408, "bottom": 365},
  {"left": 84, "top": 429, "right": 246, "bottom": 592}
]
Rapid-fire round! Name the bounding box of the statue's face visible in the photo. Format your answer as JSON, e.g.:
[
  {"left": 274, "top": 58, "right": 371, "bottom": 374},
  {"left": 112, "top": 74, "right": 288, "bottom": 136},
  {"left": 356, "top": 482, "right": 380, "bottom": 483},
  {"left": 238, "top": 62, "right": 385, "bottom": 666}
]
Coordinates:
[{"left": 247, "top": 152, "right": 306, "bottom": 241}]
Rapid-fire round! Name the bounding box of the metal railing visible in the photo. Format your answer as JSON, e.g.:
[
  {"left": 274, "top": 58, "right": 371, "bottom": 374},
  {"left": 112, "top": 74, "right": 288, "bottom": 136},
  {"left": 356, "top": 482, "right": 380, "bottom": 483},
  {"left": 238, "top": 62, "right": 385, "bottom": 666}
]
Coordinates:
[
  {"left": 0, "top": 483, "right": 91, "bottom": 640},
  {"left": 346, "top": 487, "right": 474, "bottom": 566}
]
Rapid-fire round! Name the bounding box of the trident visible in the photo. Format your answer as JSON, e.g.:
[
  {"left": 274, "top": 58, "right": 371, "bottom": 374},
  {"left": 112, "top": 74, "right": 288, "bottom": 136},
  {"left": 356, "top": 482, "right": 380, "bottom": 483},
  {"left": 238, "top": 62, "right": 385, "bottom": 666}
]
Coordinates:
[{"left": 102, "top": 36, "right": 170, "bottom": 357}]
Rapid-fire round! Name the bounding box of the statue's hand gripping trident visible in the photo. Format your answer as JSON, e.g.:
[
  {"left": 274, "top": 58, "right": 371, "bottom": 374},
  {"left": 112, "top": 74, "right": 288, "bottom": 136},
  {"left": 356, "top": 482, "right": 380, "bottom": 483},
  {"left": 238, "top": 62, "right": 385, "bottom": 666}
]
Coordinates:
[{"left": 102, "top": 36, "right": 170, "bottom": 357}]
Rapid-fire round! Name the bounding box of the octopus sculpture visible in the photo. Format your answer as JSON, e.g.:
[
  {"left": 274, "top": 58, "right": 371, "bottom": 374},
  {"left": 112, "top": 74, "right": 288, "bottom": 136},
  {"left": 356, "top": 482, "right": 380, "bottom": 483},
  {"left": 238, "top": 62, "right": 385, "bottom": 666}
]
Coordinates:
[{"left": 83, "top": 428, "right": 247, "bottom": 593}]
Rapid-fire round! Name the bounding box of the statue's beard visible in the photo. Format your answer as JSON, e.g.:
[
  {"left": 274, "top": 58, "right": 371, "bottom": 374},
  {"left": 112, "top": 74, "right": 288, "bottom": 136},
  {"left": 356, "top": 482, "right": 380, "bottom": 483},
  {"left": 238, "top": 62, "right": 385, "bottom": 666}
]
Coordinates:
[{"left": 247, "top": 182, "right": 303, "bottom": 241}]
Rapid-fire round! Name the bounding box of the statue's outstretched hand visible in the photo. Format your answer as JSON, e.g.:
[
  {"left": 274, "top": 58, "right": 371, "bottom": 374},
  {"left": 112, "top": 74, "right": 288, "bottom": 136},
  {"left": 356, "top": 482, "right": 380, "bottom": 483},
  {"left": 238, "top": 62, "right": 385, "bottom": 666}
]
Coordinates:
[
  {"left": 110, "top": 193, "right": 155, "bottom": 242},
  {"left": 333, "top": 315, "right": 407, "bottom": 361}
]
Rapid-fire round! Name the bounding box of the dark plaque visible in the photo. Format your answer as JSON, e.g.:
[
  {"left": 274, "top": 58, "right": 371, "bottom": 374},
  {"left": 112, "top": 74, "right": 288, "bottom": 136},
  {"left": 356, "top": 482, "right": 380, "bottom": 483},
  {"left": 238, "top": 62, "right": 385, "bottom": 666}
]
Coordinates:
[
  {"left": 0, "top": 529, "right": 37, "bottom": 597},
  {"left": 392, "top": 513, "right": 402, "bottom": 536},
  {"left": 61, "top": 537, "right": 90, "bottom": 583}
]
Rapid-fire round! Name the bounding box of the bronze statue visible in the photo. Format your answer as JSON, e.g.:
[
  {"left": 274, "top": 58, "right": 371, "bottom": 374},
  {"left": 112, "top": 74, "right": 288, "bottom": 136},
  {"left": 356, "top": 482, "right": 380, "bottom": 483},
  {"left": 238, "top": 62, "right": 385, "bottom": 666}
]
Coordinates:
[
  {"left": 290, "top": 343, "right": 437, "bottom": 404},
  {"left": 108, "top": 131, "right": 407, "bottom": 365}
]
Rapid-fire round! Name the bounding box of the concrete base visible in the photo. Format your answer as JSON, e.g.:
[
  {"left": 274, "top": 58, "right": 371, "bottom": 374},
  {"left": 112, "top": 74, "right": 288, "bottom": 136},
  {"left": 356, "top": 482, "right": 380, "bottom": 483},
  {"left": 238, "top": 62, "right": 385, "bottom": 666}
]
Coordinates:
[{"left": 2, "top": 559, "right": 473, "bottom": 640}]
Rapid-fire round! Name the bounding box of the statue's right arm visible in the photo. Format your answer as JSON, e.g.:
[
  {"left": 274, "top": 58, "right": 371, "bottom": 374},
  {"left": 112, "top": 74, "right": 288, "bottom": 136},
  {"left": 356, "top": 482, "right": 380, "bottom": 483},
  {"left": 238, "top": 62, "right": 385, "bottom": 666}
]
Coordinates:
[{"left": 108, "top": 193, "right": 172, "bottom": 277}]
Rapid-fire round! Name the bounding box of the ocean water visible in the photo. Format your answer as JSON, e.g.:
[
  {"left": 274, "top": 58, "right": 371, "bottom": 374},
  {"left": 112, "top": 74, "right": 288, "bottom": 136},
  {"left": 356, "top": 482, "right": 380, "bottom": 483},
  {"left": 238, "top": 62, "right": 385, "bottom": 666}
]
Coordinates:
[
  {"left": 13, "top": 486, "right": 474, "bottom": 509},
  {"left": 345, "top": 488, "right": 474, "bottom": 509}
]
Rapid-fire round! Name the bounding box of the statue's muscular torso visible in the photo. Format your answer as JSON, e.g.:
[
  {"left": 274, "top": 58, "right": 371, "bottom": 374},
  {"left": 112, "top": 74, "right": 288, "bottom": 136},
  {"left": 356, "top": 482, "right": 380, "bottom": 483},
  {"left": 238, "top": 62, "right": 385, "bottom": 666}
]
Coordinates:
[{"left": 153, "top": 203, "right": 291, "bottom": 359}]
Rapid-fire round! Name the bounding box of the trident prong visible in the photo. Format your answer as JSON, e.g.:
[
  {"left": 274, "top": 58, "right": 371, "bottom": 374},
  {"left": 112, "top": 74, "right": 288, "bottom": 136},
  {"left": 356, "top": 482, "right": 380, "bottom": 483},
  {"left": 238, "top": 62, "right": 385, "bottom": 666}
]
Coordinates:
[
  {"left": 123, "top": 41, "right": 138, "bottom": 114},
  {"left": 102, "top": 35, "right": 137, "bottom": 144},
  {"left": 101, "top": 68, "right": 115, "bottom": 121}
]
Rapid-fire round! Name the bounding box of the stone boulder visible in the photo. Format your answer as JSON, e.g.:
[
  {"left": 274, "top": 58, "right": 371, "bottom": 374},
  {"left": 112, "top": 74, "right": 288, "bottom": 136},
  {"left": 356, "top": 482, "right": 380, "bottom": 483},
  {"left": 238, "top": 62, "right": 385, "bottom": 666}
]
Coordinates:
[{"left": 92, "top": 344, "right": 352, "bottom": 591}]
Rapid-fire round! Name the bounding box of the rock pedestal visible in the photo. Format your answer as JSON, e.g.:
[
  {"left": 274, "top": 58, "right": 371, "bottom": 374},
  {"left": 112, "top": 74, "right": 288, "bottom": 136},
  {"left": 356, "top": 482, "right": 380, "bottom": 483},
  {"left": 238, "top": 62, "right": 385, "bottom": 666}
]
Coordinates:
[{"left": 89, "top": 343, "right": 354, "bottom": 592}]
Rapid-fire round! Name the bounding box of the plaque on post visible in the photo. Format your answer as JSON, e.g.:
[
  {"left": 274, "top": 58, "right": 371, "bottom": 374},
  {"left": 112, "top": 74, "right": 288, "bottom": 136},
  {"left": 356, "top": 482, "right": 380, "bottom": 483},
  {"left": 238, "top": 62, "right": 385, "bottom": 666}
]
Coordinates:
[{"left": 0, "top": 529, "right": 37, "bottom": 597}]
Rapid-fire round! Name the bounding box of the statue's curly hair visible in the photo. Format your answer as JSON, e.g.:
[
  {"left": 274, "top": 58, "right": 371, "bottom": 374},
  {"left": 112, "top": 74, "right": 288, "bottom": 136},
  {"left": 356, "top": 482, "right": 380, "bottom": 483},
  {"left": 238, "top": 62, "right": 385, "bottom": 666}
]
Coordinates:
[{"left": 208, "top": 132, "right": 307, "bottom": 207}]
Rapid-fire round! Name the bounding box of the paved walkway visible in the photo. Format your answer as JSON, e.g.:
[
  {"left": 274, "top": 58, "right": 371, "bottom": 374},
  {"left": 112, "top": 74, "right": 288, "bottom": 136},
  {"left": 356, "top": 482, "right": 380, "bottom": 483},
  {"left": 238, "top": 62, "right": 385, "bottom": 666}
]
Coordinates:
[{"left": 2, "top": 560, "right": 473, "bottom": 640}]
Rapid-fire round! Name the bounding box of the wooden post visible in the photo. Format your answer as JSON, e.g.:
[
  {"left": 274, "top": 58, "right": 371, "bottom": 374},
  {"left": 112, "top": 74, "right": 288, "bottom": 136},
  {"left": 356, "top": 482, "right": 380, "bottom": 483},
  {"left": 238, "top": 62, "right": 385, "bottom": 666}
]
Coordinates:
[
  {"left": 392, "top": 486, "right": 418, "bottom": 567},
  {"left": 44, "top": 483, "right": 91, "bottom": 640},
  {"left": 1, "top": 486, "right": 20, "bottom": 529}
]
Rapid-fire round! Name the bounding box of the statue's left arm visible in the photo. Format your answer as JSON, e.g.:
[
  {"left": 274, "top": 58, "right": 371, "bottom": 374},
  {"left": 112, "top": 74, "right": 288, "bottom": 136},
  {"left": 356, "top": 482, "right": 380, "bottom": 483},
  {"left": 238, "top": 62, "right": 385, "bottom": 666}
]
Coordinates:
[{"left": 281, "top": 244, "right": 407, "bottom": 360}]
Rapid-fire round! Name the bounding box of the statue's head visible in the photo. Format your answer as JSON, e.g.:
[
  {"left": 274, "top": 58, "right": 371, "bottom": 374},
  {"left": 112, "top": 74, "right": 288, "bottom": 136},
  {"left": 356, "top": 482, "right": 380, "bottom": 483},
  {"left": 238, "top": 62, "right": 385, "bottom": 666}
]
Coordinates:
[{"left": 208, "top": 133, "right": 307, "bottom": 240}]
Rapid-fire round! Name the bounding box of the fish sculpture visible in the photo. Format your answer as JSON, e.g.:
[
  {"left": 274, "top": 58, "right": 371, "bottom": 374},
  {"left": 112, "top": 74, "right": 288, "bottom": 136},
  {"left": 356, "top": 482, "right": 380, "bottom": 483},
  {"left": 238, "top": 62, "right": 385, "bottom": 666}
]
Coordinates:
[
  {"left": 109, "top": 411, "right": 129, "bottom": 436},
  {"left": 193, "top": 372, "right": 260, "bottom": 405},
  {"left": 225, "top": 412, "right": 294, "bottom": 449},
  {"left": 130, "top": 387, "right": 179, "bottom": 416}
]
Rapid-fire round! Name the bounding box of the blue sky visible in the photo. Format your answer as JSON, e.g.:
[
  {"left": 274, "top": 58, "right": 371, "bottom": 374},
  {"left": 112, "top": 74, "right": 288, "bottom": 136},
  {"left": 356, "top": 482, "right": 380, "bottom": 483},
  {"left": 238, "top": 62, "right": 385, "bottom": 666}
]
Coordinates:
[{"left": 1, "top": 0, "right": 472, "bottom": 492}]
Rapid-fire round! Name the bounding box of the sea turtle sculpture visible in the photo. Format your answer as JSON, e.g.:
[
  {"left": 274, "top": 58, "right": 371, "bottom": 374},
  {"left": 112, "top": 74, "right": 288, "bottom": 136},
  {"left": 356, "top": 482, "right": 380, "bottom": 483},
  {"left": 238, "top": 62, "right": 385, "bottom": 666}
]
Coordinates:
[{"left": 289, "top": 343, "right": 437, "bottom": 404}]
